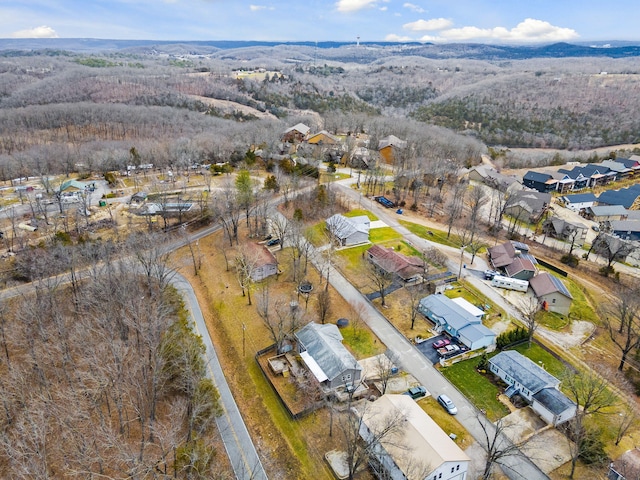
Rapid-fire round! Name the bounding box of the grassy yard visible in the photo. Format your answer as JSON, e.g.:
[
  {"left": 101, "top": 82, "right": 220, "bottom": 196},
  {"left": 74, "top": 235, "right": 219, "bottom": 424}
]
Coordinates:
[
  {"left": 399, "top": 220, "right": 462, "bottom": 248},
  {"left": 444, "top": 281, "right": 508, "bottom": 328},
  {"left": 536, "top": 265, "right": 599, "bottom": 326},
  {"left": 511, "top": 342, "right": 571, "bottom": 379},
  {"left": 441, "top": 356, "right": 510, "bottom": 421},
  {"left": 419, "top": 396, "right": 471, "bottom": 448},
  {"left": 174, "top": 229, "right": 389, "bottom": 479},
  {"left": 341, "top": 323, "right": 386, "bottom": 359},
  {"left": 370, "top": 226, "right": 402, "bottom": 243},
  {"left": 344, "top": 209, "right": 378, "bottom": 221}
]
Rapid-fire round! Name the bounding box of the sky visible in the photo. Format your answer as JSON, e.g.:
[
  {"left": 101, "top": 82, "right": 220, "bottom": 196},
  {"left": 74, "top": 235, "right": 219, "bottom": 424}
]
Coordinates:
[{"left": 1, "top": 0, "right": 638, "bottom": 44}]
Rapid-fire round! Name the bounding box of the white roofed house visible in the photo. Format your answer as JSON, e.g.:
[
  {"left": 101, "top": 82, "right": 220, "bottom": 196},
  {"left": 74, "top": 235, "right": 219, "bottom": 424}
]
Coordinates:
[
  {"left": 326, "top": 214, "right": 370, "bottom": 246},
  {"left": 359, "top": 394, "right": 470, "bottom": 480},
  {"left": 295, "top": 322, "right": 362, "bottom": 389},
  {"left": 282, "top": 122, "right": 310, "bottom": 143}
]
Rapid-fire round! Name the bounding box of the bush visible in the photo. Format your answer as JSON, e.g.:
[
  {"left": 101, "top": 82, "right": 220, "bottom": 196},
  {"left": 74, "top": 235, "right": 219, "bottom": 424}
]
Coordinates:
[
  {"left": 496, "top": 326, "right": 528, "bottom": 350},
  {"left": 599, "top": 265, "right": 615, "bottom": 277},
  {"left": 560, "top": 254, "right": 579, "bottom": 267},
  {"left": 579, "top": 428, "right": 608, "bottom": 466},
  {"left": 104, "top": 171, "right": 117, "bottom": 187}
]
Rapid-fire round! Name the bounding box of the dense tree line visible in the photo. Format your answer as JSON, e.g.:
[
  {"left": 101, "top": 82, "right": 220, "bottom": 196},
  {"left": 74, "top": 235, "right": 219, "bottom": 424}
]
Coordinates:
[{"left": 0, "top": 239, "right": 225, "bottom": 478}]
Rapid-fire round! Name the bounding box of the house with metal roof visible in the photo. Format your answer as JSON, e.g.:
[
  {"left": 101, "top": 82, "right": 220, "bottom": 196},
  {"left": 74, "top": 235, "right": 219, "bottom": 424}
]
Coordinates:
[
  {"left": 377, "top": 135, "right": 407, "bottom": 165},
  {"left": 418, "top": 295, "right": 495, "bottom": 350},
  {"left": 359, "top": 394, "right": 470, "bottom": 480},
  {"left": 489, "top": 351, "right": 576, "bottom": 426},
  {"left": 597, "top": 185, "right": 640, "bottom": 209},
  {"left": 295, "top": 323, "right": 362, "bottom": 389},
  {"left": 560, "top": 193, "right": 597, "bottom": 212},
  {"left": 307, "top": 130, "right": 339, "bottom": 145},
  {"left": 585, "top": 205, "right": 629, "bottom": 222},
  {"left": 558, "top": 164, "right": 616, "bottom": 189},
  {"left": 326, "top": 214, "right": 370, "bottom": 246},
  {"left": 282, "top": 122, "right": 311, "bottom": 143},
  {"left": 523, "top": 171, "right": 558, "bottom": 193},
  {"left": 529, "top": 272, "right": 573, "bottom": 315},
  {"left": 600, "top": 160, "right": 633, "bottom": 180}
]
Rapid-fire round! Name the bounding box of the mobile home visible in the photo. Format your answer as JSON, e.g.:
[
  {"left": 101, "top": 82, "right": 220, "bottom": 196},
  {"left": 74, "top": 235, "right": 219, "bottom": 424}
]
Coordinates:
[{"left": 491, "top": 274, "right": 528, "bottom": 292}]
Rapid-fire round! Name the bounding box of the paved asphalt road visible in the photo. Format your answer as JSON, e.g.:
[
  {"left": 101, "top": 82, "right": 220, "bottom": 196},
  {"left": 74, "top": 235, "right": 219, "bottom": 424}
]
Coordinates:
[
  {"left": 172, "top": 273, "right": 268, "bottom": 480},
  {"left": 325, "top": 183, "right": 549, "bottom": 480}
]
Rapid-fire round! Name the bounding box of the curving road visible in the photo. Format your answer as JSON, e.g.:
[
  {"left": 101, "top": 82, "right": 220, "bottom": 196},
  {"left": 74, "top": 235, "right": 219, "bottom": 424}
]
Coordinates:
[
  {"left": 172, "top": 273, "right": 268, "bottom": 480},
  {"left": 0, "top": 239, "right": 268, "bottom": 480}
]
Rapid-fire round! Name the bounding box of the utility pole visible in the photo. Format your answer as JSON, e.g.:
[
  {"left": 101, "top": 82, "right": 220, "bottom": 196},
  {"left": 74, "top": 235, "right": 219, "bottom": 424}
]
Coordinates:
[
  {"left": 458, "top": 245, "right": 467, "bottom": 279},
  {"left": 242, "top": 322, "right": 246, "bottom": 357}
]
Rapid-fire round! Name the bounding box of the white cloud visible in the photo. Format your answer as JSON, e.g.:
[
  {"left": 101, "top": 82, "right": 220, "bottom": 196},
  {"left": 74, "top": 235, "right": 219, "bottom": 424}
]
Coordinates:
[
  {"left": 437, "top": 18, "right": 579, "bottom": 43},
  {"left": 379, "top": 6, "right": 387, "bottom": 11},
  {"left": 403, "top": 3, "right": 425, "bottom": 13},
  {"left": 250, "top": 5, "right": 274, "bottom": 11},
  {"left": 403, "top": 18, "right": 453, "bottom": 32},
  {"left": 11, "top": 26, "right": 58, "bottom": 38},
  {"left": 385, "top": 33, "right": 413, "bottom": 42},
  {"left": 335, "top": 0, "right": 378, "bottom": 13}
]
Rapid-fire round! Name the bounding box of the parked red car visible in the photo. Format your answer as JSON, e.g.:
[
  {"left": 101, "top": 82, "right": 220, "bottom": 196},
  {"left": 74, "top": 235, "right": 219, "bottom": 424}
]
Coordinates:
[{"left": 432, "top": 338, "right": 451, "bottom": 349}]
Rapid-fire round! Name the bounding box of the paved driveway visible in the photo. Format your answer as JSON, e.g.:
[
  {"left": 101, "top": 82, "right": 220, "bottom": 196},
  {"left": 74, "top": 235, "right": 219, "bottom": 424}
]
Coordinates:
[{"left": 415, "top": 335, "right": 445, "bottom": 364}]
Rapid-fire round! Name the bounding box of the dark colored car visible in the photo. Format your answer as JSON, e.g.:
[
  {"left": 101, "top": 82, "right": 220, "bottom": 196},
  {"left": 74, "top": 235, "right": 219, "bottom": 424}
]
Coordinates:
[
  {"left": 266, "top": 238, "right": 280, "bottom": 246},
  {"left": 437, "top": 394, "right": 458, "bottom": 415},
  {"left": 404, "top": 386, "right": 427, "bottom": 399},
  {"left": 432, "top": 338, "right": 451, "bottom": 349}
]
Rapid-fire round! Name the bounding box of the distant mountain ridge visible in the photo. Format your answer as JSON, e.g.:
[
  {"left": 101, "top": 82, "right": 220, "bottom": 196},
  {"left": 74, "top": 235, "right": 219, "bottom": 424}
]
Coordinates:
[{"left": 1, "top": 38, "right": 640, "bottom": 60}]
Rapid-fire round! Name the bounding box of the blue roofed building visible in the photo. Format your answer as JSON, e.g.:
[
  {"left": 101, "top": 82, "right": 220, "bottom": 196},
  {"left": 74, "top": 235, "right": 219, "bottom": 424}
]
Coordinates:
[
  {"left": 522, "top": 171, "right": 558, "bottom": 193},
  {"left": 611, "top": 220, "right": 640, "bottom": 242},
  {"left": 489, "top": 351, "right": 576, "bottom": 426},
  {"left": 417, "top": 295, "right": 496, "bottom": 350},
  {"left": 560, "top": 193, "right": 597, "bottom": 212},
  {"left": 597, "top": 185, "right": 640, "bottom": 209}
]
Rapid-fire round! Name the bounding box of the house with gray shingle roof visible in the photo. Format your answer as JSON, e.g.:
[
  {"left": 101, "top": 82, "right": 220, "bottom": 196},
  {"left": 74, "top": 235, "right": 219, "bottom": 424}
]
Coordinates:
[
  {"left": 295, "top": 323, "right": 362, "bottom": 389},
  {"left": 529, "top": 272, "right": 573, "bottom": 316},
  {"left": 489, "top": 351, "right": 576, "bottom": 426},
  {"left": 326, "top": 214, "right": 370, "bottom": 246}
]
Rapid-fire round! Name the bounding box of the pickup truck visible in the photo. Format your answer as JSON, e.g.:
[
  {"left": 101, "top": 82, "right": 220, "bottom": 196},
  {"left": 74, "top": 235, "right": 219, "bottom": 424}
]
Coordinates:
[{"left": 437, "top": 344, "right": 461, "bottom": 356}]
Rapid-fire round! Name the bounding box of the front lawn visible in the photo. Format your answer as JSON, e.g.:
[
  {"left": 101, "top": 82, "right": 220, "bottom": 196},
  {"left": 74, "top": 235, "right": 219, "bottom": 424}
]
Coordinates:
[
  {"left": 344, "top": 209, "right": 378, "bottom": 221},
  {"left": 511, "top": 342, "right": 571, "bottom": 379},
  {"left": 399, "top": 220, "right": 461, "bottom": 248},
  {"left": 420, "top": 396, "right": 471, "bottom": 447},
  {"left": 441, "top": 357, "right": 510, "bottom": 421},
  {"left": 370, "top": 226, "right": 402, "bottom": 243}
]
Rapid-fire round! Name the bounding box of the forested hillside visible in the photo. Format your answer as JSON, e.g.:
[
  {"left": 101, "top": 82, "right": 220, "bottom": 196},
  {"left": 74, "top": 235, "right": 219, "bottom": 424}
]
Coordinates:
[{"left": 1, "top": 44, "right": 640, "bottom": 177}]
